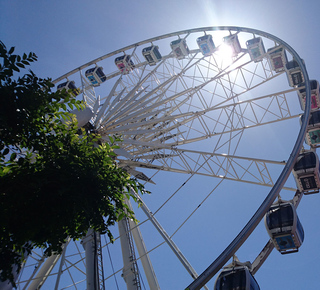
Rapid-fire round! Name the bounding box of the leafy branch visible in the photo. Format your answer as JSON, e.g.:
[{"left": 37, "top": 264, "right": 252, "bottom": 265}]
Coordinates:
[{"left": 0, "top": 42, "right": 148, "bottom": 286}]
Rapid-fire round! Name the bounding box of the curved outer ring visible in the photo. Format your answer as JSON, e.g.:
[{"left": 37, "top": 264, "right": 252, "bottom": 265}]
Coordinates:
[
  {"left": 185, "top": 27, "right": 311, "bottom": 289},
  {"left": 53, "top": 26, "right": 311, "bottom": 289}
]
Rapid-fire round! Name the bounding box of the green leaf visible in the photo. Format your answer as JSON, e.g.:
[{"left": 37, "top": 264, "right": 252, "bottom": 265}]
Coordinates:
[
  {"left": 18, "top": 157, "right": 24, "bottom": 165},
  {"left": 10, "top": 152, "right": 17, "bottom": 161},
  {"left": 117, "top": 212, "right": 125, "bottom": 221},
  {"left": 2, "top": 167, "right": 10, "bottom": 174},
  {"left": 12, "top": 65, "right": 20, "bottom": 72},
  {"left": 16, "top": 63, "right": 25, "bottom": 68},
  {"left": 8, "top": 46, "right": 15, "bottom": 54},
  {"left": 67, "top": 103, "right": 74, "bottom": 110}
]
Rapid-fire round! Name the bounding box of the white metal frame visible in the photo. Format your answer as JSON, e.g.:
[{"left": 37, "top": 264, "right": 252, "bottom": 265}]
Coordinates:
[{"left": 15, "top": 26, "right": 311, "bottom": 290}]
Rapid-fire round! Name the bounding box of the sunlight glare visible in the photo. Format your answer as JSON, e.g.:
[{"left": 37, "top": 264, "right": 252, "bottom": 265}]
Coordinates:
[{"left": 216, "top": 43, "right": 234, "bottom": 65}]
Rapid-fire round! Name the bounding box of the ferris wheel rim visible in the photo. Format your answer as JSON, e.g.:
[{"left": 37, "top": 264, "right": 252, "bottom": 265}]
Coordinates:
[
  {"left": 184, "top": 27, "right": 311, "bottom": 289},
  {"left": 16, "top": 26, "right": 311, "bottom": 289}
]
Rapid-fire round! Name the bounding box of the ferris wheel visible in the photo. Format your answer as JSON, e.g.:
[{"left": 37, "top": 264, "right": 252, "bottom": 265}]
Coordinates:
[{"left": 13, "top": 26, "right": 316, "bottom": 290}]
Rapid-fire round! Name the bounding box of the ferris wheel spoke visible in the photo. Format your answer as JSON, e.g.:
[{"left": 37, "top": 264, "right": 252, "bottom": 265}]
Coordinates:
[
  {"left": 95, "top": 62, "right": 299, "bottom": 144},
  {"left": 99, "top": 90, "right": 299, "bottom": 154},
  {"left": 118, "top": 149, "right": 296, "bottom": 191},
  {"left": 94, "top": 68, "right": 298, "bottom": 154},
  {"left": 95, "top": 77, "right": 123, "bottom": 125}
]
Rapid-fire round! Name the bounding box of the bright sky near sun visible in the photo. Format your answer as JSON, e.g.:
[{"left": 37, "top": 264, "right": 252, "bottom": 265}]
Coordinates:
[{"left": 2, "top": 1, "right": 320, "bottom": 289}]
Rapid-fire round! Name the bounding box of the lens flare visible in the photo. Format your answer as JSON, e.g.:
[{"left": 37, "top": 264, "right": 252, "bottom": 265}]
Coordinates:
[{"left": 216, "top": 43, "right": 234, "bottom": 64}]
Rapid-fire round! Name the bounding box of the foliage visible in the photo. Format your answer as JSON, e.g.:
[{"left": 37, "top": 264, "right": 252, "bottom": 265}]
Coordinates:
[{"left": 0, "top": 41, "right": 147, "bottom": 285}]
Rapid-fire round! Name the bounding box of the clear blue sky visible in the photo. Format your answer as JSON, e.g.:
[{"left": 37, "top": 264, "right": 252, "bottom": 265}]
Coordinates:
[{"left": 2, "top": 1, "right": 320, "bottom": 289}]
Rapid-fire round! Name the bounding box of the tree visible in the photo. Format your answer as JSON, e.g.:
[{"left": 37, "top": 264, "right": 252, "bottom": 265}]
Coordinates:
[{"left": 0, "top": 41, "right": 147, "bottom": 285}]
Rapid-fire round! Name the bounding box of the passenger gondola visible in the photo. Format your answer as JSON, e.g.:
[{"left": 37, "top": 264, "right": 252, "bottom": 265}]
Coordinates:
[
  {"left": 115, "top": 55, "right": 135, "bottom": 74},
  {"left": 267, "top": 46, "right": 288, "bottom": 72},
  {"left": 142, "top": 45, "right": 162, "bottom": 66},
  {"left": 286, "top": 59, "right": 305, "bottom": 87},
  {"left": 170, "top": 39, "right": 189, "bottom": 60},
  {"left": 223, "top": 34, "right": 242, "bottom": 57},
  {"left": 57, "top": 80, "right": 80, "bottom": 97},
  {"left": 300, "top": 110, "right": 320, "bottom": 147},
  {"left": 292, "top": 151, "right": 320, "bottom": 194},
  {"left": 264, "top": 201, "right": 304, "bottom": 254},
  {"left": 214, "top": 262, "right": 260, "bottom": 290},
  {"left": 246, "top": 37, "right": 265, "bottom": 62},
  {"left": 298, "top": 80, "right": 320, "bottom": 111},
  {"left": 196, "top": 34, "right": 215, "bottom": 56},
  {"left": 85, "top": 66, "right": 107, "bottom": 87}
]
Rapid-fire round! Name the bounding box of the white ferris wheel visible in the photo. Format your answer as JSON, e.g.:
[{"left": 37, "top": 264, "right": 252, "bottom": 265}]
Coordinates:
[{"left": 14, "top": 26, "right": 316, "bottom": 290}]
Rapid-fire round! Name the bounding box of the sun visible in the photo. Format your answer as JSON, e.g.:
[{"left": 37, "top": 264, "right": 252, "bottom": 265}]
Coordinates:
[{"left": 215, "top": 43, "right": 234, "bottom": 65}]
